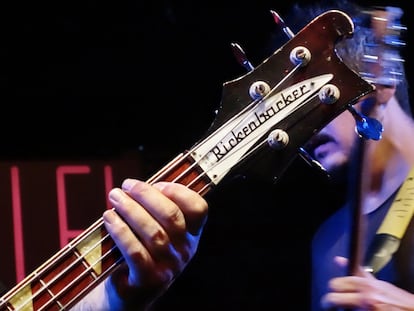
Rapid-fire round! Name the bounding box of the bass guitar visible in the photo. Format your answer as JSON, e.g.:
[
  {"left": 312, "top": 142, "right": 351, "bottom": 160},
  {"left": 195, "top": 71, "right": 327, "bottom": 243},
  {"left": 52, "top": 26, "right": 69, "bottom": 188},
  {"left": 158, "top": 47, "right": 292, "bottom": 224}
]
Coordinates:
[{"left": 0, "top": 10, "right": 374, "bottom": 311}]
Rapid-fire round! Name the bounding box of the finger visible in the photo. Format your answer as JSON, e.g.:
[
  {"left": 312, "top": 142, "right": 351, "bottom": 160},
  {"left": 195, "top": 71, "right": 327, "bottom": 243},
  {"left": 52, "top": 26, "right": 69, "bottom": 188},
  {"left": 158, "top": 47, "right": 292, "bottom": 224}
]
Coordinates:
[
  {"left": 329, "top": 275, "right": 369, "bottom": 292},
  {"left": 321, "top": 291, "right": 365, "bottom": 310},
  {"left": 120, "top": 179, "right": 188, "bottom": 244},
  {"left": 334, "top": 256, "right": 348, "bottom": 267},
  {"left": 108, "top": 184, "right": 180, "bottom": 268},
  {"left": 102, "top": 208, "right": 154, "bottom": 285},
  {"left": 152, "top": 181, "right": 209, "bottom": 236}
]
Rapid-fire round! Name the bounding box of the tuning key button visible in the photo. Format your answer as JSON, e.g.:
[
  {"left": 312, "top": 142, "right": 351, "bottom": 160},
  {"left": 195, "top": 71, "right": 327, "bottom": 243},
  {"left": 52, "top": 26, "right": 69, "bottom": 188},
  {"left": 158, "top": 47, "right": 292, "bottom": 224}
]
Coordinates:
[
  {"left": 267, "top": 129, "right": 289, "bottom": 149},
  {"left": 289, "top": 46, "right": 311, "bottom": 66},
  {"left": 249, "top": 81, "right": 271, "bottom": 100},
  {"left": 318, "top": 84, "right": 340, "bottom": 105}
]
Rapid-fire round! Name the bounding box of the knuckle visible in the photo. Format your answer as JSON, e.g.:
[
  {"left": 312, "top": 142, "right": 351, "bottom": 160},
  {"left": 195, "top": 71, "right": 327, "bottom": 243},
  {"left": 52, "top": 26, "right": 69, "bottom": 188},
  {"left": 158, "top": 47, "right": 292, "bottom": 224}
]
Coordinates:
[{"left": 149, "top": 228, "right": 170, "bottom": 248}]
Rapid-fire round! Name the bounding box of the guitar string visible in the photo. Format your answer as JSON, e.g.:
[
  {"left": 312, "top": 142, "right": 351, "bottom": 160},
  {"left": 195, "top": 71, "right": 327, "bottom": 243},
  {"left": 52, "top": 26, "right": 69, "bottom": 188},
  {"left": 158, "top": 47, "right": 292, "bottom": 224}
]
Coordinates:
[
  {"left": 2, "top": 10, "right": 378, "bottom": 308},
  {"left": 166, "top": 91, "right": 320, "bottom": 193},
  {"left": 40, "top": 60, "right": 305, "bottom": 309},
  {"left": 2, "top": 57, "right": 345, "bottom": 310},
  {"left": 46, "top": 96, "right": 328, "bottom": 311},
  {"left": 4, "top": 155, "right": 214, "bottom": 311},
  {"left": 4, "top": 224, "right": 118, "bottom": 310},
  {"left": 2, "top": 72, "right": 320, "bottom": 311},
  {"left": 146, "top": 62, "right": 304, "bottom": 189},
  {"left": 4, "top": 91, "right": 322, "bottom": 311}
]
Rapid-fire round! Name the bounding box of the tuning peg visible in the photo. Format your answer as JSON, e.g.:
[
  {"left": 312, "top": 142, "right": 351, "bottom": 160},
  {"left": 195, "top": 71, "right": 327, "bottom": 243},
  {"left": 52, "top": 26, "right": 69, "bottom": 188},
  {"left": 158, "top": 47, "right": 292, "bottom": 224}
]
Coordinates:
[
  {"left": 346, "top": 104, "right": 383, "bottom": 140},
  {"left": 230, "top": 42, "right": 254, "bottom": 71},
  {"left": 373, "top": 6, "right": 407, "bottom": 47},
  {"left": 270, "top": 10, "right": 295, "bottom": 39}
]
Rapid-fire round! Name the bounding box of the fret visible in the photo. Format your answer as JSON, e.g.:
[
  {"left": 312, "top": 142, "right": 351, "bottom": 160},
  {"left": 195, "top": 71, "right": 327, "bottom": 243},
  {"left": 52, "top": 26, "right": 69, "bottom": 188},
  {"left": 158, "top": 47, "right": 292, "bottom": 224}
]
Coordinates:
[{"left": 148, "top": 152, "right": 212, "bottom": 193}]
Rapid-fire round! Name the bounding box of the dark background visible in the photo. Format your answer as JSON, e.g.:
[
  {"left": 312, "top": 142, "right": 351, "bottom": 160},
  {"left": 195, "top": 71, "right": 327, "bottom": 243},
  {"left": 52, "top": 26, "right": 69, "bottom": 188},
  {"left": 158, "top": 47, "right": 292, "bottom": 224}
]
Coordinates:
[{"left": 0, "top": 0, "right": 411, "bottom": 310}]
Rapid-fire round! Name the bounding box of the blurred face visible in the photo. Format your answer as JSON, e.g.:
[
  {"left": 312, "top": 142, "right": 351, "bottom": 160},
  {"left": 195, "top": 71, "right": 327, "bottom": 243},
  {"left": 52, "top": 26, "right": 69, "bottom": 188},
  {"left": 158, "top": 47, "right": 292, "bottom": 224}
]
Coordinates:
[
  {"left": 305, "top": 84, "right": 396, "bottom": 179},
  {"left": 306, "top": 107, "right": 357, "bottom": 175},
  {"left": 302, "top": 6, "right": 402, "bottom": 181}
]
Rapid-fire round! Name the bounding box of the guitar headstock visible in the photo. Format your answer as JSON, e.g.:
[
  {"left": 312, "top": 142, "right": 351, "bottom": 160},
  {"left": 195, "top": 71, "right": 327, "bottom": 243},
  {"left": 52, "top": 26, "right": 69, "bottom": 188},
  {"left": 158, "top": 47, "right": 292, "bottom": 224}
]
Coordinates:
[{"left": 189, "top": 10, "right": 375, "bottom": 184}]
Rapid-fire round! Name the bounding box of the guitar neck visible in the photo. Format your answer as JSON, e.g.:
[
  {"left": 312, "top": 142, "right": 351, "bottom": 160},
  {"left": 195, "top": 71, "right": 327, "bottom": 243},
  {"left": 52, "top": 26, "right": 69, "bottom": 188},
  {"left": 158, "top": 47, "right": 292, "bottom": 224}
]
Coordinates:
[{"left": 0, "top": 151, "right": 212, "bottom": 311}]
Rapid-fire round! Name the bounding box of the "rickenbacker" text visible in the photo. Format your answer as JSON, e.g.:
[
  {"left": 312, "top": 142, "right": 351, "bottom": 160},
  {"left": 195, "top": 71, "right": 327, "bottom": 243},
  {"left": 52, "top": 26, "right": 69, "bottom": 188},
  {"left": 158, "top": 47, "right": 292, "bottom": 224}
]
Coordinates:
[{"left": 210, "top": 82, "right": 313, "bottom": 160}]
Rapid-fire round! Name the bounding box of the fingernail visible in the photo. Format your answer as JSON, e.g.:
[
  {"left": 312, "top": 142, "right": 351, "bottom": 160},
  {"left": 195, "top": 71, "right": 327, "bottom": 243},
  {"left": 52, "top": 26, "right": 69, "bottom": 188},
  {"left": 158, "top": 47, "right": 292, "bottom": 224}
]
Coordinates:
[
  {"left": 103, "top": 209, "right": 116, "bottom": 224},
  {"left": 121, "top": 178, "right": 138, "bottom": 191},
  {"left": 109, "top": 188, "right": 123, "bottom": 203}
]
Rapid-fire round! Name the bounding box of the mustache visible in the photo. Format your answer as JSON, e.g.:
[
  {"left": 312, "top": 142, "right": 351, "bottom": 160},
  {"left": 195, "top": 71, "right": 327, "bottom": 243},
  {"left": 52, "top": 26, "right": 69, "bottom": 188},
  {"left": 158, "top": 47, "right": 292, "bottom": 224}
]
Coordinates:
[{"left": 303, "top": 133, "right": 334, "bottom": 155}]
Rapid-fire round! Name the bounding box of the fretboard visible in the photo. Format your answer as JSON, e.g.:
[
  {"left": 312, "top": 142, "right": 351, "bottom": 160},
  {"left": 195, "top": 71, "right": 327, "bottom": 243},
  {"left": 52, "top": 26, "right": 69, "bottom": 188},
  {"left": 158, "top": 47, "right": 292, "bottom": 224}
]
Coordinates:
[{"left": 0, "top": 152, "right": 212, "bottom": 311}]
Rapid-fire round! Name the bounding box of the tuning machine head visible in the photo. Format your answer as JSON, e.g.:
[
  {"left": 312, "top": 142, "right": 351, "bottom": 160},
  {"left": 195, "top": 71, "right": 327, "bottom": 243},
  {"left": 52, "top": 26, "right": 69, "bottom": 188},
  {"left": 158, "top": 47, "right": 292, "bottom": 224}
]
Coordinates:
[{"left": 357, "top": 6, "right": 406, "bottom": 87}]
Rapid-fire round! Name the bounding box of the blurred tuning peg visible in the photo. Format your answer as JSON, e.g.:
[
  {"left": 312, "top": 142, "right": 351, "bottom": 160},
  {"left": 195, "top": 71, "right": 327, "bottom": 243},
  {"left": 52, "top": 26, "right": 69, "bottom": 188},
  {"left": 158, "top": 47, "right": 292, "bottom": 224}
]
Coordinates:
[
  {"left": 346, "top": 104, "right": 383, "bottom": 140},
  {"left": 270, "top": 10, "right": 295, "bottom": 39},
  {"left": 230, "top": 42, "right": 254, "bottom": 71},
  {"left": 360, "top": 6, "right": 406, "bottom": 86}
]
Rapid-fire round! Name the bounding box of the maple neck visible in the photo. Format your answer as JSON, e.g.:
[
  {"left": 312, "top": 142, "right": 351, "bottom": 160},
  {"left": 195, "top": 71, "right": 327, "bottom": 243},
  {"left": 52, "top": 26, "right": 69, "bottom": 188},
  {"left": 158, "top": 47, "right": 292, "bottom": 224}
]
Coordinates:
[{"left": 0, "top": 151, "right": 212, "bottom": 311}]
